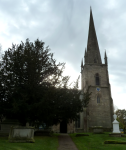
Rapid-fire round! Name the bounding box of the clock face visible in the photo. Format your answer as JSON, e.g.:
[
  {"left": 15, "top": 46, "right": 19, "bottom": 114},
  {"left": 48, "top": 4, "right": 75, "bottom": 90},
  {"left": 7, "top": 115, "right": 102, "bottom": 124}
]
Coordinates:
[{"left": 96, "top": 87, "right": 100, "bottom": 91}]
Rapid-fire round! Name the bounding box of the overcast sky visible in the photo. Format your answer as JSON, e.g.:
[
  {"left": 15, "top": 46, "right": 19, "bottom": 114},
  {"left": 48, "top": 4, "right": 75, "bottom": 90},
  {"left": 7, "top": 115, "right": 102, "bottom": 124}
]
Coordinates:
[{"left": 0, "top": 0, "right": 126, "bottom": 111}]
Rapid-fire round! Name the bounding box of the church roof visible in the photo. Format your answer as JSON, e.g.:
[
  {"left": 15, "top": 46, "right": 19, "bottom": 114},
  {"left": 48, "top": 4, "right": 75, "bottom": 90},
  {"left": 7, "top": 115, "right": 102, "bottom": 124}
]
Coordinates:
[{"left": 86, "top": 8, "right": 102, "bottom": 64}]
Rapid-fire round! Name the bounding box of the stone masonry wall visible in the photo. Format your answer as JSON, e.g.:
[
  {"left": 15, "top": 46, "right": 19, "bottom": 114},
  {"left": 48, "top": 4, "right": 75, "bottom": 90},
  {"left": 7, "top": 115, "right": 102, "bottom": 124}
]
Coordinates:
[
  {"left": 82, "top": 64, "right": 113, "bottom": 128},
  {"left": 52, "top": 122, "right": 74, "bottom": 133}
]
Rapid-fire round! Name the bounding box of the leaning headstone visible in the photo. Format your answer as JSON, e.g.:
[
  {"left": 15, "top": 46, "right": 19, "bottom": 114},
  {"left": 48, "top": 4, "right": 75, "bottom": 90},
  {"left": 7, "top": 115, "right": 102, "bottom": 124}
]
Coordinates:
[{"left": 8, "top": 126, "right": 35, "bottom": 143}]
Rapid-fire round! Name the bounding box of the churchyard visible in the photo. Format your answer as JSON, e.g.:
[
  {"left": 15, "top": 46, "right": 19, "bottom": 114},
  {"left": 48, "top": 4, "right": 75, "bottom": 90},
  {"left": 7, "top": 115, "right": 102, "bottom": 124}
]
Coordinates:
[
  {"left": 0, "top": 7, "right": 125, "bottom": 150},
  {"left": 0, "top": 112, "right": 125, "bottom": 150},
  {"left": 0, "top": 132, "right": 126, "bottom": 150}
]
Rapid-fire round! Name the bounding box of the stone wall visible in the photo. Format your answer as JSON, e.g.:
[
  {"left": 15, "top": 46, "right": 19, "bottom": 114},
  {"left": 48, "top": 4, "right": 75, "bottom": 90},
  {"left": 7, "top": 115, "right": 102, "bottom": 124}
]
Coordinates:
[
  {"left": 52, "top": 122, "right": 74, "bottom": 133},
  {"left": 67, "top": 122, "right": 74, "bottom": 133},
  {"left": 82, "top": 64, "right": 113, "bottom": 129},
  {"left": 52, "top": 124, "right": 60, "bottom": 133}
]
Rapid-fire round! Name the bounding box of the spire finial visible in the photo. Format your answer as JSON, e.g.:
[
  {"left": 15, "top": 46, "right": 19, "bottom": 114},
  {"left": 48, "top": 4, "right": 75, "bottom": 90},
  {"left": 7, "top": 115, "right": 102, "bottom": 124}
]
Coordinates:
[
  {"left": 84, "top": 48, "right": 87, "bottom": 56},
  {"left": 105, "top": 50, "right": 107, "bottom": 58},
  {"left": 104, "top": 50, "right": 108, "bottom": 65},
  {"left": 81, "top": 58, "right": 83, "bottom": 67},
  {"left": 90, "top": 6, "right": 92, "bottom": 12}
]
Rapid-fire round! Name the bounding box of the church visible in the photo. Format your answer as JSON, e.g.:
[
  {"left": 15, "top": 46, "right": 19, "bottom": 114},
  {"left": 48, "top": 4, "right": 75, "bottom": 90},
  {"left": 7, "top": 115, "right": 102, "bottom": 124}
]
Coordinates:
[{"left": 52, "top": 8, "right": 114, "bottom": 133}]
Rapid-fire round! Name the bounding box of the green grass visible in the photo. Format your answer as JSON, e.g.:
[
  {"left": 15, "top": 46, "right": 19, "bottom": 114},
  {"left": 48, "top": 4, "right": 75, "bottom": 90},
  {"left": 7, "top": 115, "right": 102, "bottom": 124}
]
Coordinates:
[
  {"left": 70, "top": 132, "right": 126, "bottom": 150},
  {"left": 0, "top": 134, "right": 59, "bottom": 150}
]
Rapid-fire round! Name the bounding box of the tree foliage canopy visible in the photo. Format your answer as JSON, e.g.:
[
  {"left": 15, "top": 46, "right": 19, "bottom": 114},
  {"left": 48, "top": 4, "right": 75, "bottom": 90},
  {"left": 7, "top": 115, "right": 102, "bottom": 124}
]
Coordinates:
[
  {"left": 115, "top": 109, "right": 126, "bottom": 130},
  {"left": 0, "top": 39, "right": 91, "bottom": 126}
]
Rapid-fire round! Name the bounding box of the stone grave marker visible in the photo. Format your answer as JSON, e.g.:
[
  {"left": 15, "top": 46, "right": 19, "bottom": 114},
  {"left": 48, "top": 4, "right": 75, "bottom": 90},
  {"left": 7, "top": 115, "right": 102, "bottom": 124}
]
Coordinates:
[
  {"left": 109, "top": 114, "right": 122, "bottom": 137},
  {"left": 8, "top": 126, "right": 35, "bottom": 143}
]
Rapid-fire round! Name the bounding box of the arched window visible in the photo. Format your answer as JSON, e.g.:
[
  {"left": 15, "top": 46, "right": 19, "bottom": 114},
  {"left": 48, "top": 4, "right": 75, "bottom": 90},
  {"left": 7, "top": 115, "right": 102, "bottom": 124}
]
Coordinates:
[
  {"left": 97, "top": 96, "right": 100, "bottom": 103},
  {"left": 96, "top": 73, "right": 100, "bottom": 85}
]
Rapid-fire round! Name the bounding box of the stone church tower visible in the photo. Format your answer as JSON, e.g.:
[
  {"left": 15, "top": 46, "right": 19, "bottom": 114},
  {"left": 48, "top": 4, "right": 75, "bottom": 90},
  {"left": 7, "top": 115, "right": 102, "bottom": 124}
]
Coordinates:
[{"left": 80, "top": 8, "right": 114, "bottom": 130}]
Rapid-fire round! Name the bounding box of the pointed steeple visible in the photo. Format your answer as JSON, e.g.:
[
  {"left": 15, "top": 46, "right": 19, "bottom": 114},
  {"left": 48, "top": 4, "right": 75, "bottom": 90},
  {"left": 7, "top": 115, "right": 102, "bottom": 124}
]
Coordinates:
[{"left": 86, "top": 8, "right": 102, "bottom": 64}]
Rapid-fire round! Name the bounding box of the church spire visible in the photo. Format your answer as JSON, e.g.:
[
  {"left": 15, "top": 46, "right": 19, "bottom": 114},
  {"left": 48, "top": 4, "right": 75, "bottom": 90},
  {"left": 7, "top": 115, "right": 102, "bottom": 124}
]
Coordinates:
[{"left": 86, "top": 8, "right": 102, "bottom": 64}]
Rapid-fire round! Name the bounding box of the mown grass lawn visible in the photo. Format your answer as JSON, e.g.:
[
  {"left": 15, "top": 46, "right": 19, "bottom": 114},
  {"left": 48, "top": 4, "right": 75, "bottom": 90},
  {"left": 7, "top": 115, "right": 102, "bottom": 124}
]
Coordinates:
[
  {"left": 70, "top": 132, "right": 126, "bottom": 150},
  {"left": 0, "top": 134, "right": 59, "bottom": 150}
]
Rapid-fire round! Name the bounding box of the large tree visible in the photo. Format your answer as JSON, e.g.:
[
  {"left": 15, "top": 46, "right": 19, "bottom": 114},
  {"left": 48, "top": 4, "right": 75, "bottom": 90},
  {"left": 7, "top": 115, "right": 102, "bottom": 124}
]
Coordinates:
[
  {"left": 115, "top": 109, "right": 126, "bottom": 130},
  {"left": 0, "top": 39, "right": 91, "bottom": 126}
]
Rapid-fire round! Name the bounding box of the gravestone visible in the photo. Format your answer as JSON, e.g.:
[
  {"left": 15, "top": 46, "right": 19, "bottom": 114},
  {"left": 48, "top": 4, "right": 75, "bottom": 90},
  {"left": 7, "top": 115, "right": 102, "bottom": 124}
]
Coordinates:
[
  {"left": 109, "top": 114, "right": 122, "bottom": 137},
  {"left": 112, "top": 114, "right": 120, "bottom": 133},
  {"left": 9, "top": 126, "right": 35, "bottom": 143}
]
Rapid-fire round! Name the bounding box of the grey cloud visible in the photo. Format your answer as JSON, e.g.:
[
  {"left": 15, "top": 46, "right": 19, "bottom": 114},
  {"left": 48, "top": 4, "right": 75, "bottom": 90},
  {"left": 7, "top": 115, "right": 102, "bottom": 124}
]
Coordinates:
[{"left": 0, "top": 0, "right": 126, "bottom": 109}]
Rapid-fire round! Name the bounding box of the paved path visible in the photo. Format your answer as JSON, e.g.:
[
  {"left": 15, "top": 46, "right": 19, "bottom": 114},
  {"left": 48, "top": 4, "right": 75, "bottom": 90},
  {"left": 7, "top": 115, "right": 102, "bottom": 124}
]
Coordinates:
[{"left": 58, "top": 134, "right": 78, "bottom": 150}]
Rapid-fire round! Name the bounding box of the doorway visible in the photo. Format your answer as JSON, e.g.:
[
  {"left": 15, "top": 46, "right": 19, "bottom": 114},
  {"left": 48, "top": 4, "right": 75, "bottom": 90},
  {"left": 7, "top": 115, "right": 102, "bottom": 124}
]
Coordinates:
[{"left": 60, "top": 120, "right": 67, "bottom": 133}]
